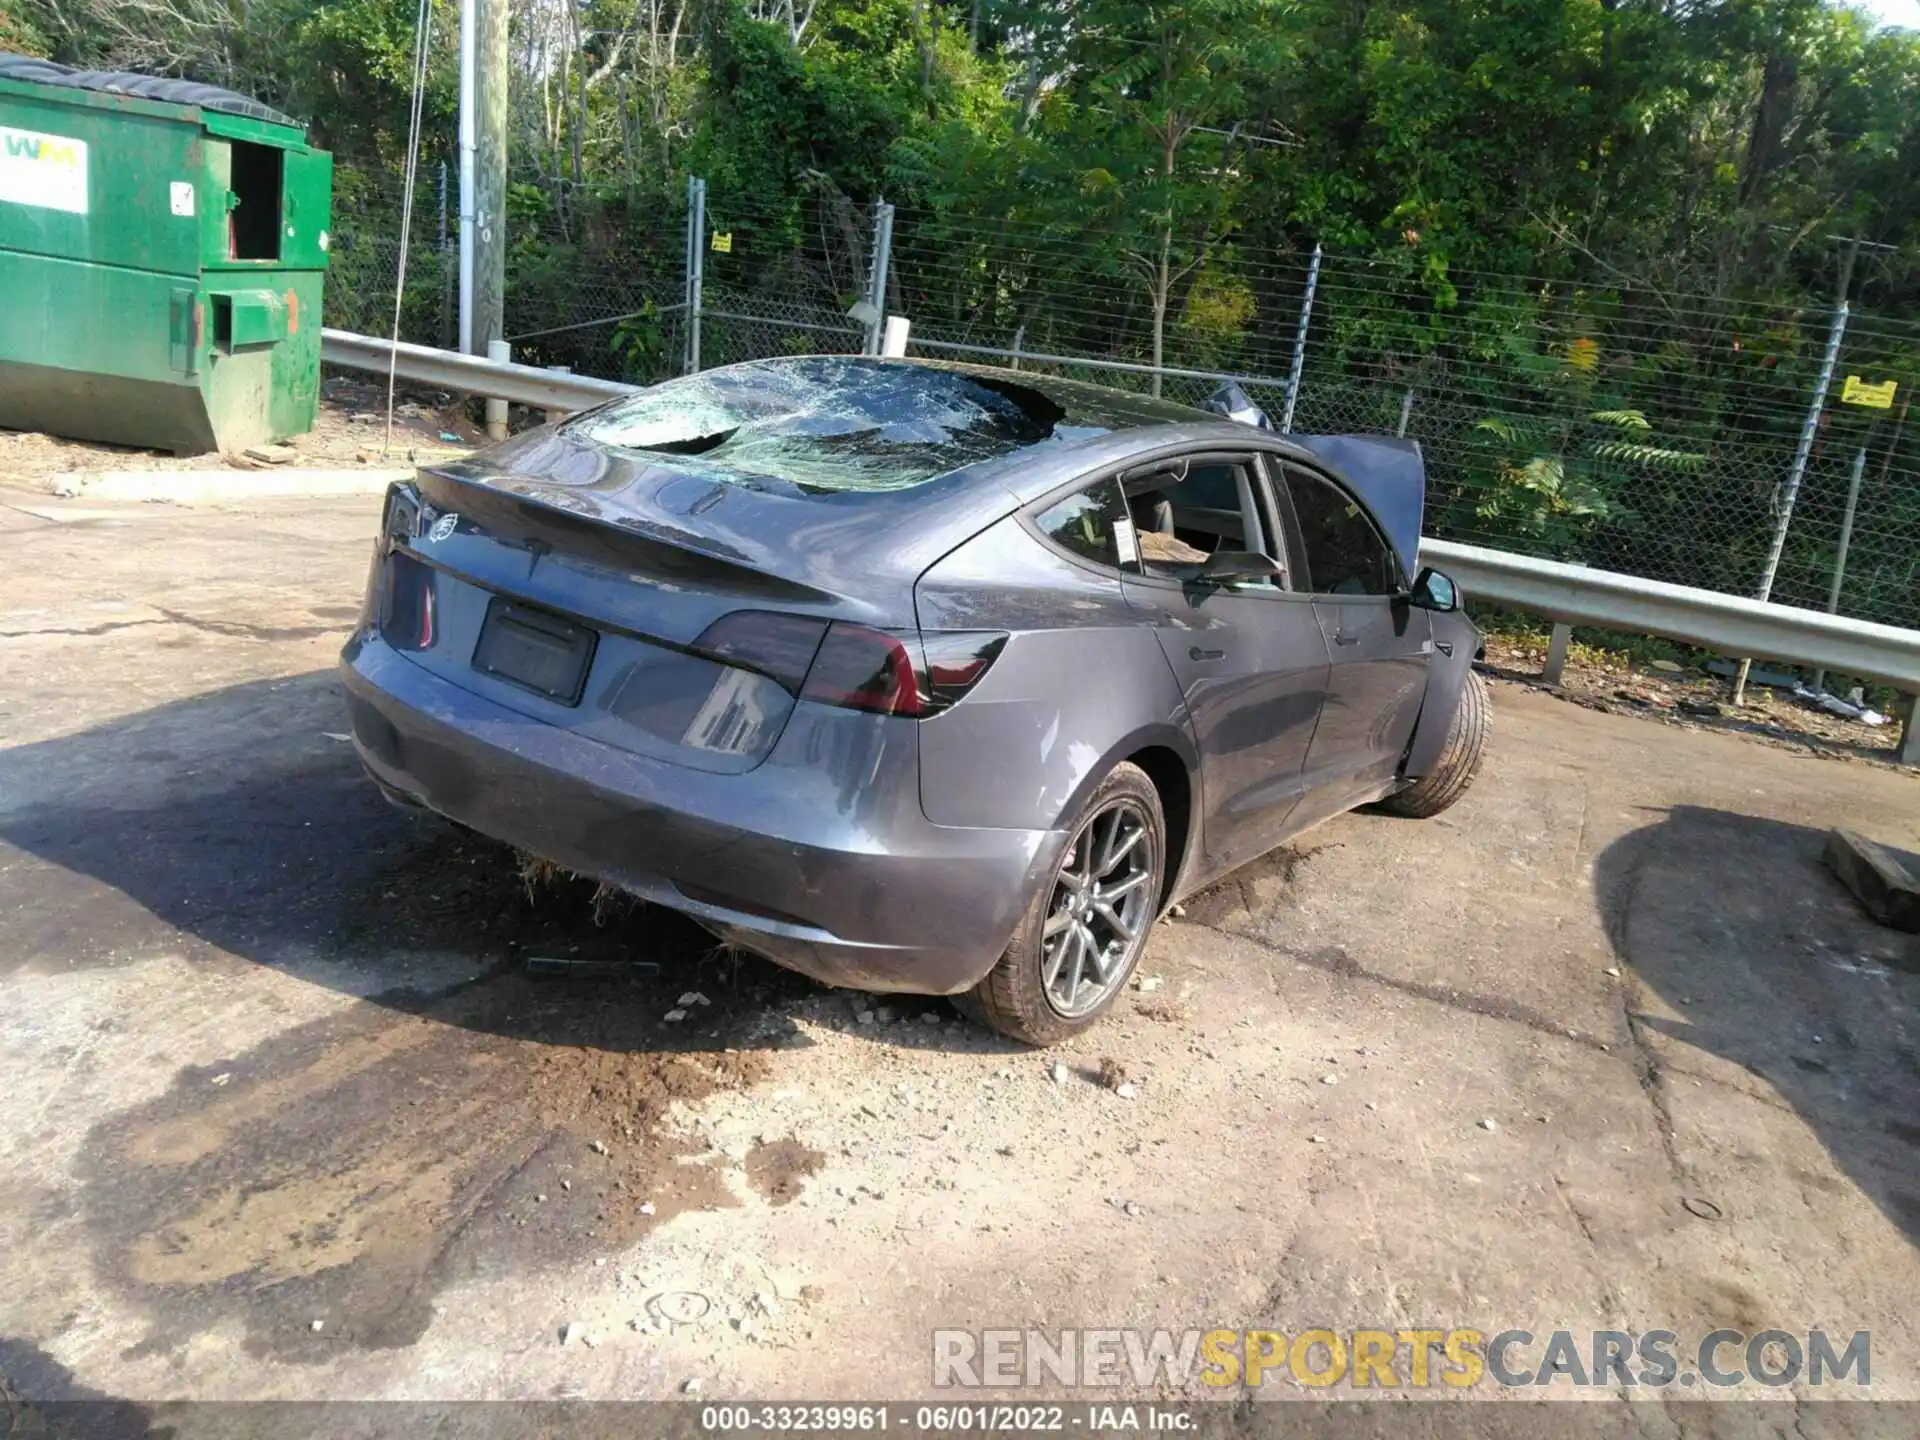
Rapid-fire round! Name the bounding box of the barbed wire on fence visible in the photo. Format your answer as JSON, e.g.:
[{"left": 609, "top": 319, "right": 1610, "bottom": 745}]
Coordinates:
[{"left": 326, "top": 174, "right": 1920, "bottom": 635}]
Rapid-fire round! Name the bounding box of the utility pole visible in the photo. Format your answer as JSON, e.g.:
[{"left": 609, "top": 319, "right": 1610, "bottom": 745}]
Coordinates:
[
  {"left": 459, "top": 0, "right": 509, "bottom": 355},
  {"left": 457, "top": 0, "right": 475, "bottom": 352}
]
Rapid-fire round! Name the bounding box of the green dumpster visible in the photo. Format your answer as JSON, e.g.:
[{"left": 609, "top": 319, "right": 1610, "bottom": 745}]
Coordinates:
[{"left": 0, "top": 55, "right": 333, "bottom": 455}]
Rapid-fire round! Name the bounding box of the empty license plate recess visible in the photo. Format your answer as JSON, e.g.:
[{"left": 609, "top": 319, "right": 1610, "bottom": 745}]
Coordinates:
[{"left": 472, "top": 598, "right": 597, "bottom": 704}]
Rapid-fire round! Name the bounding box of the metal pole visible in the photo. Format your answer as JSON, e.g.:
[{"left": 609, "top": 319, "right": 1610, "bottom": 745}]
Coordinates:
[
  {"left": 865, "top": 200, "right": 895, "bottom": 356},
  {"left": 1396, "top": 387, "right": 1415, "bottom": 439},
  {"left": 1811, "top": 445, "right": 1869, "bottom": 694},
  {"left": 485, "top": 339, "right": 511, "bottom": 441},
  {"left": 1732, "top": 299, "right": 1849, "bottom": 705},
  {"left": 681, "top": 178, "right": 695, "bottom": 372},
  {"left": 543, "top": 365, "right": 572, "bottom": 426},
  {"left": 684, "top": 176, "right": 705, "bottom": 375},
  {"left": 1543, "top": 623, "right": 1572, "bottom": 686},
  {"left": 1280, "top": 242, "right": 1323, "bottom": 435},
  {"left": 437, "top": 160, "right": 451, "bottom": 351},
  {"left": 1010, "top": 324, "right": 1024, "bottom": 371},
  {"left": 456, "top": 0, "right": 476, "bottom": 353}
]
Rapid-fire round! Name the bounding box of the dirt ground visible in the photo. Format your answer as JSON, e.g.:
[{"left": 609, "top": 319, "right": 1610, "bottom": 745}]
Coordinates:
[
  {"left": 0, "top": 376, "right": 479, "bottom": 490},
  {"left": 1479, "top": 633, "right": 1910, "bottom": 762},
  {"left": 2, "top": 482, "right": 1918, "bottom": 1423}
]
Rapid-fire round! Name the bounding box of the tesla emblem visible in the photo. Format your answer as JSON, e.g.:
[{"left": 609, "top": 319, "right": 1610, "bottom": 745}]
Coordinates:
[{"left": 429, "top": 512, "right": 460, "bottom": 543}]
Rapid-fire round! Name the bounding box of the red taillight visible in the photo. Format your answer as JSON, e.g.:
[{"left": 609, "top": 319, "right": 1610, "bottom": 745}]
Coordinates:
[
  {"left": 382, "top": 551, "right": 437, "bottom": 650},
  {"left": 802, "top": 623, "right": 923, "bottom": 717},
  {"left": 921, "top": 631, "right": 1009, "bottom": 710}
]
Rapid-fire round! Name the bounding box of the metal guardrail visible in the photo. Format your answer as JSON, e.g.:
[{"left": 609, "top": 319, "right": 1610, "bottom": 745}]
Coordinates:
[
  {"left": 324, "top": 328, "right": 1920, "bottom": 759},
  {"left": 322, "top": 329, "right": 635, "bottom": 412},
  {"left": 1422, "top": 539, "right": 1920, "bottom": 694}
]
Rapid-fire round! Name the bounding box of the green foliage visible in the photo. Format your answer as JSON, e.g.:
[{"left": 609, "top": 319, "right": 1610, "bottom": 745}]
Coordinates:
[
  {"left": 27, "top": 0, "right": 1920, "bottom": 623},
  {"left": 1463, "top": 405, "right": 1708, "bottom": 553},
  {"left": 0, "top": 5, "right": 49, "bottom": 55}
]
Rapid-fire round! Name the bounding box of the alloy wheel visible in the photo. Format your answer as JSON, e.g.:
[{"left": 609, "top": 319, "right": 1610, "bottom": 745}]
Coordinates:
[{"left": 1040, "top": 797, "right": 1159, "bottom": 1017}]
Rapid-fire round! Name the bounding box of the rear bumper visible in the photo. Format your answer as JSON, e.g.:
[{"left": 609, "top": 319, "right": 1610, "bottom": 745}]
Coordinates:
[{"left": 339, "top": 633, "right": 1061, "bottom": 994}]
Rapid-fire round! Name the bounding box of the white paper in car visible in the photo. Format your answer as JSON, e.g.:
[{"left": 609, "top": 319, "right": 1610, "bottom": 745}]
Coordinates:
[{"left": 1112, "top": 514, "right": 1140, "bottom": 567}]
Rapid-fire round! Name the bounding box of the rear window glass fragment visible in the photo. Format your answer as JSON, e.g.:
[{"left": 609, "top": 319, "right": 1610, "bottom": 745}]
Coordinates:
[{"left": 572, "top": 357, "right": 1069, "bottom": 494}]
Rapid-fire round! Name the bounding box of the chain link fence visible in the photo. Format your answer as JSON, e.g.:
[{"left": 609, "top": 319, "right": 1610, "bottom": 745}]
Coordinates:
[{"left": 329, "top": 175, "right": 1920, "bottom": 633}]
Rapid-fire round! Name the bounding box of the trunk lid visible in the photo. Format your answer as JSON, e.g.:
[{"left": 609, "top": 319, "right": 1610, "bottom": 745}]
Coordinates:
[{"left": 376, "top": 426, "right": 1012, "bottom": 772}]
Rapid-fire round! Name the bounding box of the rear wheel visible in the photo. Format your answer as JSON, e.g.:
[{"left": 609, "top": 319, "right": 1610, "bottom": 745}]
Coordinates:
[
  {"left": 962, "top": 762, "right": 1165, "bottom": 1046},
  {"left": 1375, "top": 669, "right": 1492, "bottom": 819}
]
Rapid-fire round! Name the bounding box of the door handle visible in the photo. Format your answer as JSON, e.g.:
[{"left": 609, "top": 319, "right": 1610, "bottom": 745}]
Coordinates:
[
  {"left": 1189, "top": 646, "right": 1226, "bottom": 662},
  {"left": 1333, "top": 633, "right": 1360, "bottom": 646}
]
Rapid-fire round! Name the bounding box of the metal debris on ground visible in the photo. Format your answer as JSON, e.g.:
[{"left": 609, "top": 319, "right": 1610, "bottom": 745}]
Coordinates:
[{"left": 1793, "top": 683, "right": 1888, "bottom": 726}]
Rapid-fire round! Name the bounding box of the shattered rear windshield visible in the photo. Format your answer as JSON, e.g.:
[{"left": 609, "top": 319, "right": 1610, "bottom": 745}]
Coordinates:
[{"left": 570, "top": 357, "right": 1069, "bottom": 493}]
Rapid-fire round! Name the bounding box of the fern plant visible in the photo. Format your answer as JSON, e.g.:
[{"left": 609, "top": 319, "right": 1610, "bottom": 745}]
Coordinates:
[{"left": 1464, "top": 397, "right": 1706, "bottom": 552}]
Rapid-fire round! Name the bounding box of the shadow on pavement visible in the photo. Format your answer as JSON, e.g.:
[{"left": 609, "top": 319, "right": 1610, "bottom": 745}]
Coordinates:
[
  {"left": 0, "top": 667, "right": 999, "bottom": 1050},
  {"left": 0, "top": 669, "right": 1011, "bottom": 1362},
  {"left": 0, "top": 1335, "right": 154, "bottom": 1436},
  {"left": 1593, "top": 805, "right": 1920, "bottom": 1249}
]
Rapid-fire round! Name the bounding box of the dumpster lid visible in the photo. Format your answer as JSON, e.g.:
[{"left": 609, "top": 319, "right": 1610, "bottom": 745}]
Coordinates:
[{"left": 0, "top": 52, "right": 300, "bottom": 129}]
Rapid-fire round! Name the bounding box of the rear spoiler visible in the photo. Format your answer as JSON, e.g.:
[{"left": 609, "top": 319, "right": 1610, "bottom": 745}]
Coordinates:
[{"left": 1289, "top": 435, "right": 1426, "bottom": 583}]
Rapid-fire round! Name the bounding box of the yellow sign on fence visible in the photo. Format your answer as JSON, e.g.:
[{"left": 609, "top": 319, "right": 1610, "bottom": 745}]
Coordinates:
[
  {"left": 1840, "top": 375, "right": 1898, "bottom": 409},
  {"left": 711, "top": 231, "right": 733, "bottom": 253}
]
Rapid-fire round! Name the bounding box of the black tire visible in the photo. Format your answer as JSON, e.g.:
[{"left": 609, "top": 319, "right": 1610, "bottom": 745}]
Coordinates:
[
  {"left": 961, "top": 761, "right": 1166, "bottom": 1046},
  {"left": 1375, "top": 669, "right": 1492, "bottom": 819}
]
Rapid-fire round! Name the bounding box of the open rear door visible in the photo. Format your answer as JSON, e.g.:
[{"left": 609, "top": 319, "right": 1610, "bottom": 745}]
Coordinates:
[{"left": 1287, "top": 434, "right": 1425, "bottom": 583}]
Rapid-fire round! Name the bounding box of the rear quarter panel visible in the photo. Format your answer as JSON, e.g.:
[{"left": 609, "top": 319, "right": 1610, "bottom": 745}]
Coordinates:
[{"left": 914, "top": 516, "right": 1195, "bottom": 831}]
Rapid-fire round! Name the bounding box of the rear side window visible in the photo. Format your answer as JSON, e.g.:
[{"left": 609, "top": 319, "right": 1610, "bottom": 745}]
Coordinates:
[
  {"left": 1034, "top": 479, "right": 1126, "bottom": 568},
  {"left": 1285, "top": 467, "right": 1399, "bottom": 596},
  {"left": 1118, "top": 459, "right": 1279, "bottom": 586}
]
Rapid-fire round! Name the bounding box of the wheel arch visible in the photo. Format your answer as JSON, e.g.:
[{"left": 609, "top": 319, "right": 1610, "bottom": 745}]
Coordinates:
[{"left": 1052, "top": 722, "right": 1201, "bottom": 911}]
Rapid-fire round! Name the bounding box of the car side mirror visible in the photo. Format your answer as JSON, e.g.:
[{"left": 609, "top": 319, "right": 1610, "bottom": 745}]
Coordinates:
[
  {"left": 1199, "top": 550, "right": 1283, "bottom": 585},
  {"left": 1408, "top": 566, "right": 1458, "bottom": 612}
]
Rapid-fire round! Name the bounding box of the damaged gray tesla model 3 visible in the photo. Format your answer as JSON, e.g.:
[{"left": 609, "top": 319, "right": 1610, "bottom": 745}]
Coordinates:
[{"left": 340, "top": 356, "right": 1488, "bottom": 1044}]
